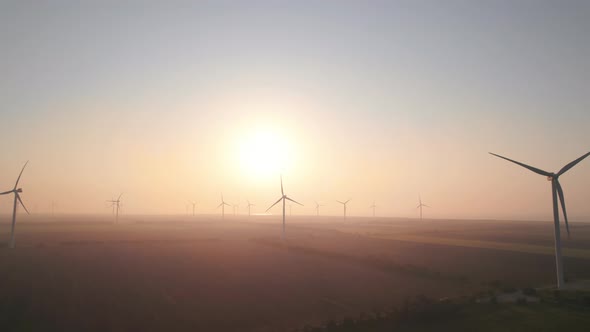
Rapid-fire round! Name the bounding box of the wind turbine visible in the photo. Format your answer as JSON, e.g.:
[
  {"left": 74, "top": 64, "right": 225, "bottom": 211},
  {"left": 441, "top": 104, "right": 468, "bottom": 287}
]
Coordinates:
[
  {"left": 369, "top": 201, "right": 377, "bottom": 217},
  {"left": 266, "top": 175, "right": 303, "bottom": 240},
  {"left": 416, "top": 195, "right": 429, "bottom": 221},
  {"left": 0, "top": 161, "right": 30, "bottom": 249},
  {"left": 490, "top": 151, "right": 590, "bottom": 289},
  {"left": 247, "top": 200, "right": 255, "bottom": 217},
  {"left": 336, "top": 199, "right": 351, "bottom": 220},
  {"left": 107, "top": 193, "right": 123, "bottom": 223},
  {"left": 188, "top": 201, "right": 197, "bottom": 216},
  {"left": 217, "top": 194, "right": 230, "bottom": 219},
  {"left": 315, "top": 201, "right": 324, "bottom": 216}
]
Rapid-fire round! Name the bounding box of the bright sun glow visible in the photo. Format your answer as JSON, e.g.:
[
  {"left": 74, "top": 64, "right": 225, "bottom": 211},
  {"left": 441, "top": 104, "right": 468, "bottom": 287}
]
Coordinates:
[{"left": 238, "top": 129, "right": 293, "bottom": 178}]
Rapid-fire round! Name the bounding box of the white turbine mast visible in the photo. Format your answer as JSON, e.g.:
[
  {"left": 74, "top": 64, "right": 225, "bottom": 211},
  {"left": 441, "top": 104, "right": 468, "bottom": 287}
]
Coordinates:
[
  {"left": 107, "top": 193, "right": 123, "bottom": 223},
  {"left": 416, "top": 195, "right": 430, "bottom": 221},
  {"left": 217, "top": 194, "right": 230, "bottom": 220},
  {"left": 315, "top": 201, "right": 324, "bottom": 217},
  {"left": 336, "top": 199, "right": 351, "bottom": 220},
  {"left": 369, "top": 201, "right": 377, "bottom": 217},
  {"left": 247, "top": 200, "right": 255, "bottom": 217},
  {"left": 0, "top": 161, "right": 30, "bottom": 249},
  {"left": 188, "top": 200, "right": 197, "bottom": 216},
  {"left": 490, "top": 151, "right": 590, "bottom": 289},
  {"left": 266, "top": 175, "right": 303, "bottom": 240}
]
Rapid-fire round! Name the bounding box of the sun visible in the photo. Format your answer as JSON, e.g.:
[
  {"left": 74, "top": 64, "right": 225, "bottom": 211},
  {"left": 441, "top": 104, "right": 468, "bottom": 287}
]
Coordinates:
[{"left": 238, "top": 129, "right": 293, "bottom": 178}]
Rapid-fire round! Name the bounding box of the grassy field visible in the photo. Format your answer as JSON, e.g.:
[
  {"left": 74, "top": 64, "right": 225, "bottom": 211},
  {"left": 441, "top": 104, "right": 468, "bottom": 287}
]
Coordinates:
[{"left": 0, "top": 215, "right": 589, "bottom": 331}]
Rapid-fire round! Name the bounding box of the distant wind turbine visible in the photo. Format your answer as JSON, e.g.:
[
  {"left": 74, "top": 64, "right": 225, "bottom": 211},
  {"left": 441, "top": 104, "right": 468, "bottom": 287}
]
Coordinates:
[
  {"left": 490, "top": 151, "right": 590, "bottom": 289},
  {"left": 188, "top": 201, "right": 197, "bottom": 216},
  {"left": 266, "top": 175, "right": 303, "bottom": 240},
  {"left": 217, "top": 194, "right": 230, "bottom": 220},
  {"left": 315, "top": 201, "right": 324, "bottom": 217},
  {"left": 247, "top": 200, "right": 255, "bottom": 217},
  {"left": 107, "top": 193, "right": 123, "bottom": 223},
  {"left": 0, "top": 161, "right": 30, "bottom": 249},
  {"left": 416, "top": 196, "right": 429, "bottom": 221},
  {"left": 369, "top": 201, "right": 377, "bottom": 217},
  {"left": 336, "top": 199, "right": 351, "bottom": 220}
]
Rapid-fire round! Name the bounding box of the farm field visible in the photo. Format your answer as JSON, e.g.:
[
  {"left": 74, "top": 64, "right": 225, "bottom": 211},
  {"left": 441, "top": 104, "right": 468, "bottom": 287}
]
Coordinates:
[{"left": 1, "top": 215, "right": 589, "bottom": 331}]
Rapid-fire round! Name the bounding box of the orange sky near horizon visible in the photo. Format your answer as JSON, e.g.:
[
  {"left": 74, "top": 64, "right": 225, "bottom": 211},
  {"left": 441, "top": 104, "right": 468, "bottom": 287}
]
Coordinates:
[{"left": 1, "top": 1, "right": 589, "bottom": 220}]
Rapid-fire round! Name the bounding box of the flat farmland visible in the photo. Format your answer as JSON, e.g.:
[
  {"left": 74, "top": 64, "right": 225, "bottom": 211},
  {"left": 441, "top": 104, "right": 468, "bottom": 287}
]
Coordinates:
[{"left": 0, "top": 215, "right": 589, "bottom": 331}]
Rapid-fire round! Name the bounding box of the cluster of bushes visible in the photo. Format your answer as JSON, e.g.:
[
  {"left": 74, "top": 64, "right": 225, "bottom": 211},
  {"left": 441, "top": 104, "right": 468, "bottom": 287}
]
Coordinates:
[{"left": 297, "top": 295, "right": 462, "bottom": 332}]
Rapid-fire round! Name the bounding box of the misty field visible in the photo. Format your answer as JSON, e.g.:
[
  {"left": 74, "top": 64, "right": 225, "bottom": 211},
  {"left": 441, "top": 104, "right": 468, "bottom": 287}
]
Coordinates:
[{"left": 1, "top": 215, "right": 589, "bottom": 331}]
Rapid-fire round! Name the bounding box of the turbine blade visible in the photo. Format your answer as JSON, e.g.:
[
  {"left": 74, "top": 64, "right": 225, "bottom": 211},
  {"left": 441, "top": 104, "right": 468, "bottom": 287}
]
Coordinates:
[
  {"left": 555, "top": 180, "right": 570, "bottom": 237},
  {"left": 345, "top": 199, "right": 351, "bottom": 204},
  {"left": 552, "top": 183, "right": 560, "bottom": 239},
  {"left": 216, "top": 202, "right": 223, "bottom": 209},
  {"left": 489, "top": 152, "right": 551, "bottom": 177},
  {"left": 557, "top": 151, "right": 590, "bottom": 176},
  {"left": 280, "top": 175, "right": 284, "bottom": 196},
  {"left": 423, "top": 204, "right": 431, "bottom": 208},
  {"left": 0, "top": 190, "right": 13, "bottom": 195},
  {"left": 16, "top": 194, "right": 30, "bottom": 215},
  {"left": 285, "top": 196, "right": 303, "bottom": 206},
  {"left": 266, "top": 197, "right": 283, "bottom": 212},
  {"left": 117, "top": 193, "right": 123, "bottom": 201},
  {"left": 336, "top": 200, "right": 344, "bottom": 204},
  {"left": 13, "top": 161, "right": 29, "bottom": 190}
]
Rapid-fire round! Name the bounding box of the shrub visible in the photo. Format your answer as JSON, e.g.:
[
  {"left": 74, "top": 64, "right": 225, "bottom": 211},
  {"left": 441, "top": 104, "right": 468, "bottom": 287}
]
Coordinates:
[{"left": 522, "top": 287, "right": 536, "bottom": 296}]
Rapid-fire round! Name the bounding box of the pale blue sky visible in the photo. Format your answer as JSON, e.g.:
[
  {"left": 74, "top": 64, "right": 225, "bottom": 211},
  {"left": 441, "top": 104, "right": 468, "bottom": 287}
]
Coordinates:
[{"left": 1, "top": 1, "right": 589, "bottom": 218}]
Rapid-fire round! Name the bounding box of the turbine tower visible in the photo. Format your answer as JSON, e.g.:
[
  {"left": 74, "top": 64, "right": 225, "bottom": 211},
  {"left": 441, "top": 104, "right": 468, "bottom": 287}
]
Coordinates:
[
  {"left": 315, "top": 201, "right": 324, "bottom": 217},
  {"left": 416, "top": 195, "right": 429, "bottom": 221},
  {"left": 188, "top": 201, "right": 197, "bottom": 216},
  {"left": 247, "top": 200, "right": 255, "bottom": 217},
  {"left": 0, "top": 161, "right": 30, "bottom": 249},
  {"left": 490, "top": 151, "right": 590, "bottom": 289},
  {"left": 107, "top": 193, "right": 123, "bottom": 223},
  {"left": 217, "top": 194, "right": 230, "bottom": 220},
  {"left": 337, "top": 199, "right": 351, "bottom": 220},
  {"left": 369, "top": 201, "right": 377, "bottom": 217},
  {"left": 266, "top": 175, "right": 303, "bottom": 240}
]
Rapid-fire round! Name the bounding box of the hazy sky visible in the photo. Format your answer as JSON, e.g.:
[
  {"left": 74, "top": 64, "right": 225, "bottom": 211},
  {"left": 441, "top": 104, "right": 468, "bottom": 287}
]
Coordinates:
[{"left": 1, "top": 1, "right": 589, "bottom": 220}]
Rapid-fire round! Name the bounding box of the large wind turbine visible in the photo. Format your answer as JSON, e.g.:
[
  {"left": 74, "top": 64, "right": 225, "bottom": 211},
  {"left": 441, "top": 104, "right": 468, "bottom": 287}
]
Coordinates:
[
  {"left": 315, "top": 201, "right": 324, "bottom": 217},
  {"left": 369, "top": 201, "right": 377, "bottom": 217},
  {"left": 337, "top": 199, "right": 351, "bottom": 220},
  {"left": 188, "top": 201, "right": 197, "bottom": 216},
  {"left": 416, "top": 196, "right": 429, "bottom": 221},
  {"left": 490, "top": 151, "right": 590, "bottom": 289},
  {"left": 247, "top": 200, "right": 255, "bottom": 217},
  {"left": 266, "top": 176, "right": 303, "bottom": 240},
  {"left": 0, "top": 161, "right": 30, "bottom": 249},
  {"left": 217, "top": 194, "right": 230, "bottom": 219},
  {"left": 107, "top": 193, "right": 123, "bottom": 223}
]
